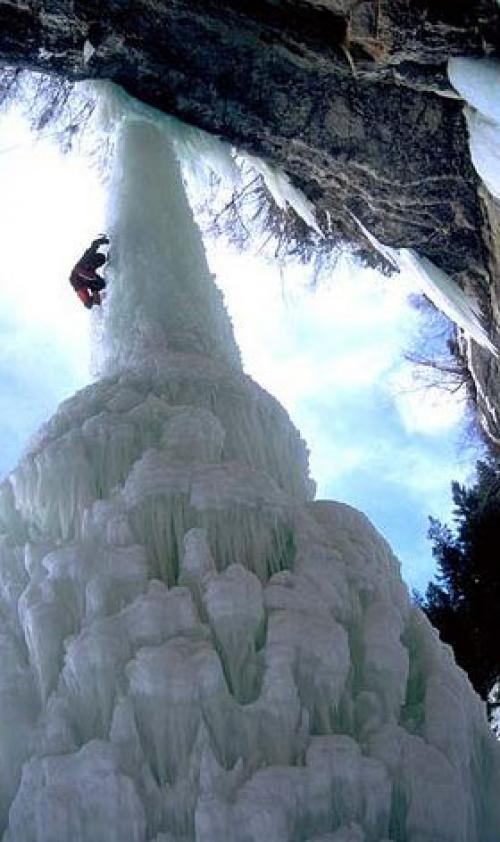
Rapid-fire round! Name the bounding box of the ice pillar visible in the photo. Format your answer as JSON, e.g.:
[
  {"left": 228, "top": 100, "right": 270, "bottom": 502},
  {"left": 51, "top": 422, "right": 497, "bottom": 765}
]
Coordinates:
[{"left": 96, "top": 118, "right": 241, "bottom": 377}]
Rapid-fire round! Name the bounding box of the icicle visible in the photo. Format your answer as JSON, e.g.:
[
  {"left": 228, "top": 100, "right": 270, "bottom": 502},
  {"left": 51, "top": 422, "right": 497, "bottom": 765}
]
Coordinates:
[
  {"left": 80, "top": 79, "right": 241, "bottom": 192},
  {"left": 447, "top": 57, "right": 500, "bottom": 201},
  {"left": 447, "top": 58, "right": 500, "bottom": 125},
  {"left": 203, "top": 563, "right": 264, "bottom": 702},
  {"left": 462, "top": 106, "right": 500, "bottom": 202},
  {"left": 82, "top": 40, "right": 95, "bottom": 65},
  {"left": 349, "top": 211, "right": 499, "bottom": 356},
  {"left": 246, "top": 154, "right": 323, "bottom": 236},
  {"left": 396, "top": 249, "right": 499, "bottom": 357}
]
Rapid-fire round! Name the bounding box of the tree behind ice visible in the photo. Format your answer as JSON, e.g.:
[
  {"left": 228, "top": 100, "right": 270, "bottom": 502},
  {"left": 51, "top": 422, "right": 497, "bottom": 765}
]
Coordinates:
[{"left": 420, "top": 460, "right": 500, "bottom": 715}]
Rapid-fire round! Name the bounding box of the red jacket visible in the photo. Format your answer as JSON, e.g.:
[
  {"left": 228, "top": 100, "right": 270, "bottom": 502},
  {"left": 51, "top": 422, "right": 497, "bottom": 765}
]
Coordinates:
[
  {"left": 70, "top": 236, "right": 108, "bottom": 290},
  {"left": 70, "top": 236, "right": 108, "bottom": 307}
]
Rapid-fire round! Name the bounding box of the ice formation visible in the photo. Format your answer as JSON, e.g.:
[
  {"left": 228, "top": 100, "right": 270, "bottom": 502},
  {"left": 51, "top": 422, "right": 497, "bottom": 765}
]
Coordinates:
[
  {"left": 84, "top": 80, "right": 323, "bottom": 237},
  {"left": 0, "top": 106, "right": 499, "bottom": 842},
  {"left": 350, "top": 211, "right": 499, "bottom": 356},
  {"left": 244, "top": 154, "right": 323, "bottom": 236},
  {"left": 448, "top": 57, "right": 500, "bottom": 201},
  {"left": 82, "top": 40, "right": 95, "bottom": 66}
]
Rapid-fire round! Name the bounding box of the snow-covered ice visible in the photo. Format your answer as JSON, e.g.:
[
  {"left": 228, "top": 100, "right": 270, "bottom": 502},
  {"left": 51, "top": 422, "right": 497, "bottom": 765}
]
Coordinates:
[{"left": 0, "top": 100, "right": 499, "bottom": 841}]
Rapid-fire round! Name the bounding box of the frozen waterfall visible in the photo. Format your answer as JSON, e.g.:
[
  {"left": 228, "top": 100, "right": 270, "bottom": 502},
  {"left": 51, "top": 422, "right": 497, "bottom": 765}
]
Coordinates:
[{"left": 0, "top": 109, "right": 499, "bottom": 842}]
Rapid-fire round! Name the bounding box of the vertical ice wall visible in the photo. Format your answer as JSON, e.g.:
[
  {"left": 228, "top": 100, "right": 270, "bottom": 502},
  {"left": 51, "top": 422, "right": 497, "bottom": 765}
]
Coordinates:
[{"left": 0, "top": 111, "right": 499, "bottom": 842}]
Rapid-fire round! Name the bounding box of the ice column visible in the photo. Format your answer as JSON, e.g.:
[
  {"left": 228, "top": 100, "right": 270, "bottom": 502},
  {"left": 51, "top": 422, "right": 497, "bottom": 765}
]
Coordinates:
[{"left": 96, "top": 117, "right": 242, "bottom": 377}]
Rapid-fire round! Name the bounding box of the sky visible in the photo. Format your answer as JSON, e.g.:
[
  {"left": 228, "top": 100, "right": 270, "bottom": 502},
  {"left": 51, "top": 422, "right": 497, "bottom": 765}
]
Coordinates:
[{"left": 0, "top": 106, "right": 482, "bottom": 593}]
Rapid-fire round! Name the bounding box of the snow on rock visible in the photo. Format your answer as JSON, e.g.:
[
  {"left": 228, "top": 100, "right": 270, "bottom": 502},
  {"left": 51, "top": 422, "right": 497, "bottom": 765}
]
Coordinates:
[{"left": 0, "top": 109, "right": 498, "bottom": 842}]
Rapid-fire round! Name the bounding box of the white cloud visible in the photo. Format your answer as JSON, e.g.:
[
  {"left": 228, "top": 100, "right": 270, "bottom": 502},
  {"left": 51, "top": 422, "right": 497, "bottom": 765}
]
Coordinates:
[
  {"left": 209, "top": 247, "right": 419, "bottom": 407},
  {"left": 388, "top": 364, "right": 466, "bottom": 435},
  {"left": 0, "top": 110, "right": 104, "bottom": 384}
]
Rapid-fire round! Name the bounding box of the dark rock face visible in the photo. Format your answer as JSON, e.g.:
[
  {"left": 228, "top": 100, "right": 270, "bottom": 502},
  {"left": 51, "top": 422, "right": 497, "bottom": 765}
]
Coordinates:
[
  {"left": 466, "top": 193, "right": 500, "bottom": 451},
  {"left": 1, "top": 0, "right": 500, "bottom": 441}
]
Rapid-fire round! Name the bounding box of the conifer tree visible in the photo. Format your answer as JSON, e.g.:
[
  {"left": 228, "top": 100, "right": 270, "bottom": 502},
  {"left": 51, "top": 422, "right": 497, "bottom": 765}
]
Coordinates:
[{"left": 420, "top": 461, "right": 500, "bottom": 709}]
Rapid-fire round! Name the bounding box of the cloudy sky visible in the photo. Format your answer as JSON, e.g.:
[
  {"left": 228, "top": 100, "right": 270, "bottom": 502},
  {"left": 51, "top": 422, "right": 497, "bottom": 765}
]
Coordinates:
[{"left": 0, "top": 106, "right": 481, "bottom": 593}]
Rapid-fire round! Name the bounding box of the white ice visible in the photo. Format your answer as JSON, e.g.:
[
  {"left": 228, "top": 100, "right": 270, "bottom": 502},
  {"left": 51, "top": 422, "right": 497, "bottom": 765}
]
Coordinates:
[
  {"left": 82, "top": 80, "right": 322, "bottom": 237},
  {"left": 244, "top": 154, "right": 324, "bottom": 236},
  {"left": 448, "top": 57, "right": 500, "bottom": 201},
  {"left": 0, "top": 91, "right": 498, "bottom": 842},
  {"left": 350, "top": 211, "right": 498, "bottom": 356},
  {"left": 83, "top": 40, "right": 95, "bottom": 66},
  {"left": 448, "top": 58, "right": 500, "bottom": 127}
]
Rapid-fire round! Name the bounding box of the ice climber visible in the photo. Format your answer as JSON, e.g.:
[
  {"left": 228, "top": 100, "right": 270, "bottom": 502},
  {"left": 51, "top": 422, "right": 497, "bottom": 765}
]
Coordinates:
[{"left": 69, "top": 235, "right": 109, "bottom": 309}]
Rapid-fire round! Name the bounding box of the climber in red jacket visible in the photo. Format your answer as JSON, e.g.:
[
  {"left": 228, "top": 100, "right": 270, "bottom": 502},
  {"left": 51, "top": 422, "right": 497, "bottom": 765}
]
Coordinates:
[{"left": 69, "top": 235, "right": 109, "bottom": 309}]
